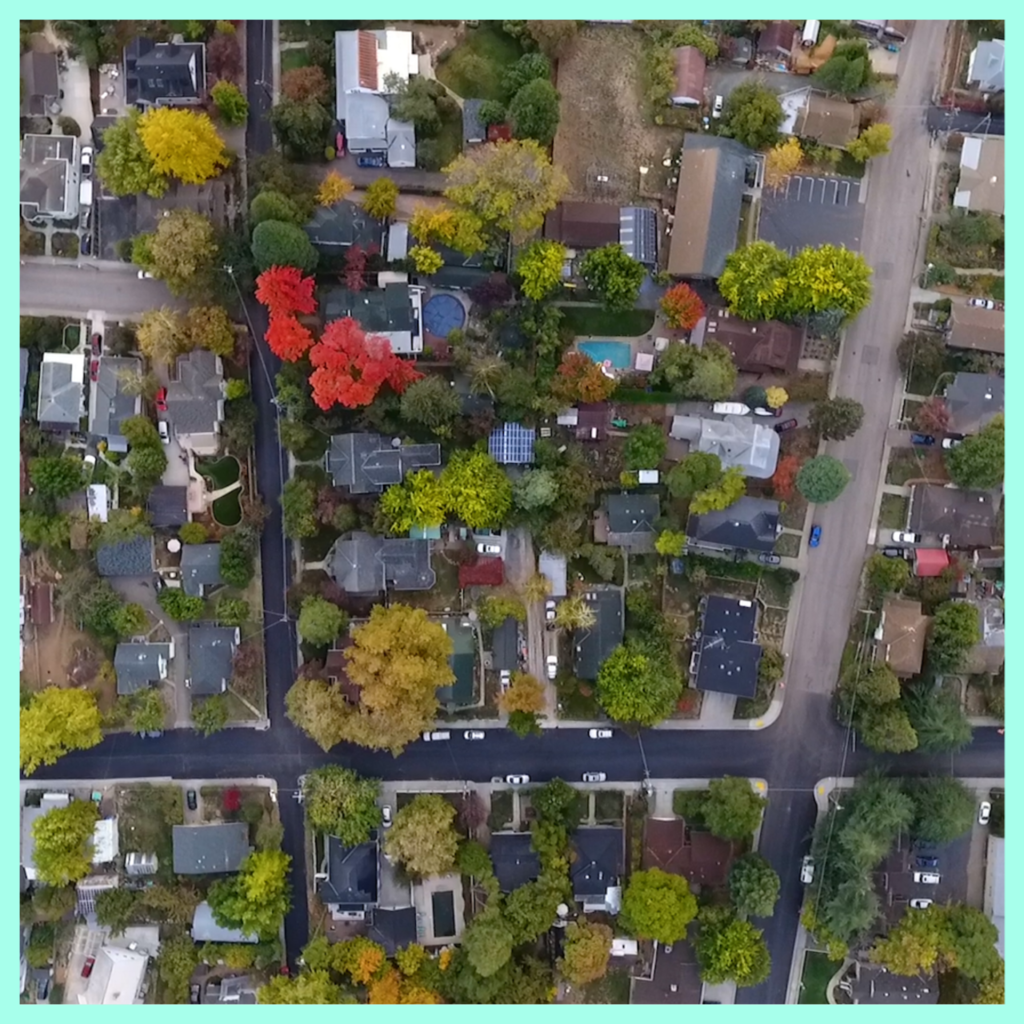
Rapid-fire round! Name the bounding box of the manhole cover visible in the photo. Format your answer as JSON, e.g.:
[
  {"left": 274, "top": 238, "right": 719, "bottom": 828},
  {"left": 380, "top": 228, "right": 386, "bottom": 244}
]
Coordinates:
[{"left": 861, "top": 345, "right": 880, "bottom": 365}]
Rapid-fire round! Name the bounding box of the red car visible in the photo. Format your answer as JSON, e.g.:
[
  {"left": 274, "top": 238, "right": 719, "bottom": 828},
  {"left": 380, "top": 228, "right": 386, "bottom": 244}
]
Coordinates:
[
  {"left": 82, "top": 956, "right": 96, "bottom": 978},
  {"left": 155, "top": 386, "right": 168, "bottom": 413},
  {"left": 335, "top": 132, "right": 346, "bottom": 157},
  {"left": 90, "top": 360, "right": 100, "bottom": 382},
  {"left": 774, "top": 418, "right": 798, "bottom": 434},
  {"left": 91, "top": 333, "right": 102, "bottom": 355}
]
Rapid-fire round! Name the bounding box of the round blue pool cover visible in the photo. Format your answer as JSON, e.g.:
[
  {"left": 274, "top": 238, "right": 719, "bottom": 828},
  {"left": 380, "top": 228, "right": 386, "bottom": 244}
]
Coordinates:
[{"left": 423, "top": 293, "right": 466, "bottom": 337}]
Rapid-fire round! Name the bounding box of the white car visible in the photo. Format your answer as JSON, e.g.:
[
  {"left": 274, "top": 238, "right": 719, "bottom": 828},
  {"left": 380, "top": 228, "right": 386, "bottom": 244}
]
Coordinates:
[
  {"left": 892, "top": 530, "right": 921, "bottom": 544},
  {"left": 942, "top": 436, "right": 963, "bottom": 450},
  {"left": 712, "top": 94, "right": 724, "bottom": 118},
  {"left": 910, "top": 898, "right": 932, "bottom": 909},
  {"left": 800, "top": 856, "right": 814, "bottom": 884},
  {"left": 137, "top": 270, "right": 154, "bottom": 279},
  {"left": 83, "top": 453, "right": 97, "bottom": 469},
  {"left": 81, "top": 145, "right": 93, "bottom": 174},
  {"left": 978, "top": 800, "right": 992, "bottom": 825},
  {"left": 589, "top": 728, "right": 613, "bottom": 739},
  {"left": 506, "top": 774, "right": 530, "bottom": 785},
  {"left": 546, "top": 654, "right": 558, "bottom": 680},
  {"left": 582, "top": 772, "right": 606, "bottom": 783},
  {"left": 967, "top": 298, "right": 995, "bottom": 309},
  {"left": 477, "top": 542, "right": 501, "bottom": 554},
  {"left": 464, "top": 730, "right": 486, "bottom": 741},
  {"left": 381, "top": 805, "right": 392, "bottom": 828},
  {"left": 913, "top": 871, "right": 941, "bottom": 885},
  {"left": 422, "top": 730, "right": 451, "bottom": 742},
  {"left": 499, "top": 669, "right": 511, "bottom": 690},
  {"left": 753, "top": 407, "right": 777, "bottom": 416},
  {"left": 157, "top": 420, "right": 170, "bottom": 444},
  {"left": 712, "top": 401, "right": 751, "bottom": 416},
  {"left": 545, "top": 600, "right": 556, "bottom": 621}
]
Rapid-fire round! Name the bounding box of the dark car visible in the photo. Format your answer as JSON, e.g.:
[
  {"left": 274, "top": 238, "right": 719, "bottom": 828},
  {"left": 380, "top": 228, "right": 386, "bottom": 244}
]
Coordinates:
[
  {"left": 910, "top": 432, "right": 936, "bottom": 446},
  {"left": 758, "top": 553, "right": 782, "bottom": 565},
  {"left": 81, "top": 957, "right": 96, "bottom": 978},
  {"left": 356, "top": 153, "right": 386, "bottom": 168},
  {"left": 809, "top": 524, "right": 822, "bottom": 548},
  {"left": 774, "top": 418, "right": 798, "bottom": 434},
  {"left": 881, "top": 547, "right": 907, "bottom": 559},
  {"left": 186, "top": 789, "right": 198, "bottom": 811},
  {"left": 155, "top": 386, "right": 168, "bottom": 413},
  {"left": 81, "top": 234, "right": 92, "bottom": 255},
  {"left": 91, "top": 333, "right": 102, "bottom": 355},
  {"left": 916, "top": 855, "right": 939, "bottom": 869},
  {"left": 89, "top": 359, "right": 99, "bottom": 382}
]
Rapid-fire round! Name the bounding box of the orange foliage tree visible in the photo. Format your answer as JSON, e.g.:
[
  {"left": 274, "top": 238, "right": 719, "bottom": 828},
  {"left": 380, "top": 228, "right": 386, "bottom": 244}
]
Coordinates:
[
  {"left": 770, "top": 454, "right": 800, "bottom": 500},
  {"left": 551, "top": 351, "right": 617, "bottom": 405},
  {"left": 265, "top": 314, "right": 315, "bottom": 362},
  {"left": 308, "top": 317, "right": 422, "bottom": 410},
  {"left": 660, "top": 283, "right": 706, "bottom": 330},
  {"left": 255, "top": 266, "right": 318, "bottom": 318}
]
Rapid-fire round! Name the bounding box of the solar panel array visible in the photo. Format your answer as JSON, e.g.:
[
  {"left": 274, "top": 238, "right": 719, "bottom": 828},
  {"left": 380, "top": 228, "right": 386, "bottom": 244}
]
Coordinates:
[{"left": 489, "top": 422, "right": 536, "bottom": 464}]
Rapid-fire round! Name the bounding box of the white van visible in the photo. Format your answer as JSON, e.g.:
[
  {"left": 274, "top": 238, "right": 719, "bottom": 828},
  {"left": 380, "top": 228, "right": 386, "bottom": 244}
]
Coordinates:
[
  {"left": 713, "top": 402, "right": 750, "bottom": 416},
  {"left": 79, "top": 178, "right": 93, "bottom": 209}
]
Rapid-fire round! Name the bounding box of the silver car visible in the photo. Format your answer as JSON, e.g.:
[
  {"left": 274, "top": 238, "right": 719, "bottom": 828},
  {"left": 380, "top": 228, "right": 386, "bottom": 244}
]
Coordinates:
[
  {"left": 506, "top": 774, "right": 530, "bottom": 786},
  {"left": 582, "top": 772, "right": 606, "bottom": 783}
]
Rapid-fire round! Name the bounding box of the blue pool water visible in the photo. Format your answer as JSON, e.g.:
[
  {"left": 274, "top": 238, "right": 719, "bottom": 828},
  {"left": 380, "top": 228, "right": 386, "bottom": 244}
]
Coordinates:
[{"left": 577, "top": 340, "right": 632, "bottom": 369}]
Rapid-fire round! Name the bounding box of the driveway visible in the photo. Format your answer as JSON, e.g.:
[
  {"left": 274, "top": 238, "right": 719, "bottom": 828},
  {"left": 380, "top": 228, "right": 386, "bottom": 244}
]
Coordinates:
[{"left": 60, "top": 57, "right": 94, "bottom": 140}]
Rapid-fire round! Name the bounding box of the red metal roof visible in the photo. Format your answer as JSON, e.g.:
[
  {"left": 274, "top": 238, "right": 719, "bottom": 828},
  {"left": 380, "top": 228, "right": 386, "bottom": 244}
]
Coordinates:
[
  {"left": 357, "top": 31, "right": 378, "bottom": 90},
  {"left": 487, "top": 124, "right": 511, "bottom": 142},
  {"left": 914, "top": 549, "right": 950, "bottom": 577},
  {"left": 459, "top": 557, "right": 505, "bottom": 588}
]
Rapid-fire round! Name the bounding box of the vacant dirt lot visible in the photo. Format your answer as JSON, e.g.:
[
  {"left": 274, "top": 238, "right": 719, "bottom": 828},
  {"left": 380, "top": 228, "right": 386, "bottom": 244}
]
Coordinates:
[{"left": 553, "top": 26, "right": 682, "bottom": 204}]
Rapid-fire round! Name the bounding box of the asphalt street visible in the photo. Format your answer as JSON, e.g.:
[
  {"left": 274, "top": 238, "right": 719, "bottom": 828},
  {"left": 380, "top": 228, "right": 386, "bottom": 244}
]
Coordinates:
[{"left": 17, "top": 18, "right": 1005, "bottom": 1003}]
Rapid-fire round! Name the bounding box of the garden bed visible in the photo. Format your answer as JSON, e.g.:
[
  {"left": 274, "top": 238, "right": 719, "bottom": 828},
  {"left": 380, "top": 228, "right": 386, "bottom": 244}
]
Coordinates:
[
  {"left": 556, "top": 675, "right": 602, "bottom": 720},
  {"left": 672, "top": 788, "right": 709, "bottom": 825},
  {"left": 735, "top": 675, "right": 776, "bottom": 719},
  {"left": 280, "top": 47, "right": 309, "bottom": 73}
]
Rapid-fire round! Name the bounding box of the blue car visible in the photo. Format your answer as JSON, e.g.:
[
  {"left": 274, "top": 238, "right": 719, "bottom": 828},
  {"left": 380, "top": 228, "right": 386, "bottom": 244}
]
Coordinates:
[
  {"left": 910, "top": 433, "right": 936, "bottom": 446},
  {"left": 809, "top": 525, "right": 822, "bottom": 548},
  {"left": 356, "top": 153, "right": 386, "bottom": 168}
]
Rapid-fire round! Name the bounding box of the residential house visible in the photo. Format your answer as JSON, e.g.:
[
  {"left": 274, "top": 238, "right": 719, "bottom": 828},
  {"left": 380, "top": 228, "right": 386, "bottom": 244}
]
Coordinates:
[
  {"left": 538, "top": 550, "right": 568, "bottom": 598},
  {"left": 458, "top": 557, "right": 504, "bottom": 587},
  {"left": 874, "top": 597, "right": 930, "bottom": 677},
  {"left": 462, "top": 98, "right": 487, "bottom": 145},
  {"left": 491, "top": 616, "right": 520, "bottom": 673},
  {"left": 953, "top": 137, "right": 1004, "bottom": 215},
  {"left": 756, "top": 22, "right": 796, "bottom": 60},
  {"left": 605, "top": 494, "right": 660, "bottom": 551},
  {"left": 165, "top": 349, "right": 225, "bottom": 454},
  {"left": 667, "top": 134, "right": 753, "bottom": 278},
  {"left": 630, "top": 939, "right": 704, "bottom": 1004},
  {"left": 544, "top": 202, "right": 658, "bottom": 266},
  {"left": 571, "top": 827, "right": 624, "bottom": 913},
  {"left": 204, "top": 976, "right": 259, "bottom": 1004},
  {"left": 963, "top": 598, "right": 1004, "bottom": 674},
  {"left": 20, "top": 51, "right": 60, "bottom": 117},
  {"left": 191, "top": 901, "right": 258, "bottom": 944},
  {"left": 387, "top": 222, "right": 496, "bottom": 290},
  {"left": 113, "top": 642, "right": 173, "bottom": 695},
  {"left": 36, "top": 352, "right": 85, "bottom": 432},
  {"left": 368, "top": 907, "right": 418, "bottom": 956},
  {"left": 78, "top": 944, "right": 151, "bottom": 1005},
  {"left": 670, "top": 414, "right": 780, "bottom": 478},
  {"left": 967, "top": 39, "right": 1004, "bottom": 93},
  {"left": 692, "top": 305, "right": 803, "bottom": 375},
  {"left": 687, "top": 496, "right": 781, "bottom": 555},
  {"left": 316, "top": 834, "right": 379, "bottom": 919},
  {"left": 671, "top": 46, "right": 706, "bottom": 106},
  {"left": 794, "top": 92, "right": 860, "bottom": 149},
  {"left": 180, "top": 543, "right": 223, "bottom": 597},
  {"left": 21, "top": 134, "right": 79, "bottom": 223},
  {"left": 642, "top": 817, "right": 738, "bottom": 888},
  {"left": 325, "top": 432, "right": 440, "bottom": 494},
  {"left": 329, "top": 532, "right": 435, "bottom": 594},
  {"left": 908, "top": 484, "right": 998, "bottom": 549},
  {"left": 186, "top": 625, "right": 239, "bottom": 695},
  {"left": 96, "top": 536, "right": 155, "bottom": 578},
  {"left": 334, "top": 29, "right": 418, "bottom": 168},
  {"left": 946, "top": 304, "right": 1004, "bottom": 355},
  {"left": 691, "top": 595, "right": 762, "bottom": 698},
  {"left": 172, "top": 822, "right": 251, "bottom": 874},
  {"left": 124, "top": 37, "right": 205, "bottom": 107},
  {"left": 840, "top": 961, "right": 938, "bottom": 1005},
  {"left": 304, "top": 199, "right": 385, "bottom": 255},
  {"left": 89, "top": 356, "right": 143, "bottom": 453},
  {"left": 943, "top": 372, "right": 1004, "bottom": 435},
  {"left": 574, "top": 589, "right": 624, "bottom": 681},
  {"left": 489, "top": 422, "right": 536, "bottom": 465},
  {"left": 147, "top": 485, "right": 189, "bottom": 529},
  {"left": 321, "top": 282, "right": 425, "bottom": 356},
  {"left": 490, "top": 832, "right": 541, "bottom": 893},
  {"left": 437, "top": 617, "right": 477, "bottom": 711}
]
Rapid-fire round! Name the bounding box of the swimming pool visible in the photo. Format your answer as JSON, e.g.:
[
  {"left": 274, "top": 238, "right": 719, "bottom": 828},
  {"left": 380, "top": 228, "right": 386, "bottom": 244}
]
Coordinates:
[{"left": 577, "top": 340, "right": 632, "bottom": 370}]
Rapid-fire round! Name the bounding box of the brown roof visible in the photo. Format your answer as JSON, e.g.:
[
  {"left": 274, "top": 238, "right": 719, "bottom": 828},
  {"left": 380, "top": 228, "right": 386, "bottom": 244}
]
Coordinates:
[
  {"left": 30, "top": 583, "right": 53, "bottom": 627},
  {"left": 795, "top": 94, "right": 860, "bottom": 148},
  {"left": 357, "top": 31, "right": 378, "bottom": 90},
  {"left": 576, "top": 403, "right": 611, "bottom": 441},
  {"left": 672, "top": 46, "right": 706, "bottom": 105},
  {"left": 757, "top": 21, "right": 796, "bottom": 57},
  {"left": 544, "top": 202, "right": 620, "bottom": 249},
  {"left": 948, "top": 304, "right": 1005, "bottom": 354},
  {"left": 642, "top": 817, "right": 738, "bottom": 888},
  {"left": 875, "top": 597, "right": 929, "bottom": 677},
  {"left": 703, "top": 306, "right": 802, "bottom": 374}
]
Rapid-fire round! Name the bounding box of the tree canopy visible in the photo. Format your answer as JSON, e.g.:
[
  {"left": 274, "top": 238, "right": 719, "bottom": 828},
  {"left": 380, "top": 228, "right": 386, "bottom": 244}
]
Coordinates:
[
  {"left": 796, "top": 455, "right": 851, "bottom": 504},
  {"left": 208, "top": 849, "right": 292, "bottom": 939},
  {"left": 928, "top": 602, "right": 982, "bottom": 672},
  {"left": 302, "top": 767, "right": 381, "bottom": 846},
  {"left": 660, "top": 283, "right": 706, "bottom": 330},
  {"left": 704, "top": 776, "right": 766, "bottom": 840},
  {"left": 384, "top": 793, "right": 461, "bottom": 877},
  {"left": 718, "top": 241, "right": 791, "bottom": 320},
  {"left": 813, "top": 41, "right": 874, "bottom": 97},
  {"left": 31, "top": 799, "right": 99, "bottom": 887},
  {"left": 95, "top": 109, "right": 168, "bottom": 197},
  {"left": 137, "top": 107, "right": 230, "bottom": 185},
  {"left": 865, "top": 552, "right": 911, "bottom": 595},
  {"left": 362, "top": 177, "right": 400, "bottom": 219},
  {"left": 298, "top": 596, "right": 348, "bottom": 646},
  {"left": 516, "top": 240, "right": 566, "bottom": 301},
  {"left": 809, "top": 397, "right": 865, "bottom": 441},
  {"left": 550, "top": 351, "right": 618, "bottom": 404},
  {"left": 728, "top": 853, "right": 781, "bottom": 918},
  {"left": 578, "top": 244, "right": 647, "bottom": 312},
  {"left": 907, "top": 777, "right": 976, "bottom": 845},
  {"left": 695, "top": 907, "right": 771, "bottom": 987},
  {"left": 559, "top": 920, "right": 613, "bottom": 986},
  {"left": 623, "top": 423, "right": 667, "bottom": 470},
  {"left": 596, "top": 642, "right": 682, "bottom": 727},
  {"left": 508, "top": 78, "right": 561, "bottom": 145},
  {"left": 721, "top": 81, "right": 784, "bottom": 149},
  {"left": 21, "top": 687, "right": 103, "bottom": 775},
  {"left": 137, "top": 208, "right": 218, "bottom": 296},
  {"left": 945, "top": 415, "right": 1003, "bottom": 488},
  {"left": 666, "top": 451, "right": 723, "bottom": 499},
  {"left": 251, "top": 220, "right": 319, "bottom": 274},
  {"left": 621, "top": 868, "right": 698, "bottom": 944}
]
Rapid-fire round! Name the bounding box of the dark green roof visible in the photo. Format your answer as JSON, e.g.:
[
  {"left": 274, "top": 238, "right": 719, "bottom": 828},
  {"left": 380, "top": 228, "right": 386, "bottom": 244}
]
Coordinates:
[{"left": 322, "top": 283, "right": 413, "bottom": 333}]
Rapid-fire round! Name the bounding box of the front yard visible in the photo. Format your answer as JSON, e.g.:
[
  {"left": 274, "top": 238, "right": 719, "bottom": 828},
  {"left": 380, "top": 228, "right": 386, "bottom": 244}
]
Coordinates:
[
  {"left": 435, "top": 24, "right": 523, "bottom": 101},
  {"left": 885, "top": 447, "right": 947, "bottom": 486},
  {"left": 878, "top": 493, "right": 909, "bottom": 530},
  {"left": 799, "top": 950, "right": 837, "bottom": 1004}
]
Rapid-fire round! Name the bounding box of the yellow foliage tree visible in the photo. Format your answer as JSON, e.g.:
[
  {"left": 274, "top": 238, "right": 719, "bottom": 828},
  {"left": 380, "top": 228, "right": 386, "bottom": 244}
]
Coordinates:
[
  {"left": 20, "top": 687, "right": 103, "bottom": 776},
  {"left": 408, "top": 245, "right": 445, "bottom": 275},
  {"left": 408, "top": 204, "right": 487, "bottom": 256},
  {"left": 138, "top": 108, "right": 229, "bottom": 185},
  {"left": 317, "top": 170, "right": 354, "bottom": 207},
  {"left": 137, "top": 307, "right": 190, "bottom": 365},
  {"left": 848, "top": 122, "right": 894, "bottom": 163},
  {"left": 362, "top": 177, "right": 399, "bottom": 219},
  {"left": 499, "top": 672, "right": 547, "bottom": 715},
  {"left": 764, "top": 137, "right": 803, "bottom": 189},
  {"left": 765, "top": 386, "right": 788, "bottom": 409}
]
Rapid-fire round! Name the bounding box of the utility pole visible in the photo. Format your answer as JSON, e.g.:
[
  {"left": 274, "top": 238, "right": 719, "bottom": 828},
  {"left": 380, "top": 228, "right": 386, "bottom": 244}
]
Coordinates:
[{"left": 636, "top": 732, "right": 653, "bottom": 797}]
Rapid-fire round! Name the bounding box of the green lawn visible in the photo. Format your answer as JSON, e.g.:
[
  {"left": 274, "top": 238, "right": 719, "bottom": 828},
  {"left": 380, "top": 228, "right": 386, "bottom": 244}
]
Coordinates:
[
  {"left": 878, "top": 493, "right": 909, "bottom": 530},
  {"left": 301, "top": 525, "right": 340, "bottom": 564},
  {"left": 558, "top": 306, "right": 656, "bottom": 337},
  {"left": 835, "top": 151, "right": 867, "bottom": 179},
  {"left": 420, "top": 103, "right": 464, "bottom": 171},
  {"left": 280, "top": 47, "right": 310, "bottom": 73},
  {"left": 775, "top": 532, "right": 801, "bottom": 559},
  {"left": 886, "top": 448, "right": 929, "bottom": 486},
  {"left": 582, "top": 968, "right": 631, "bottom": 1004},
  {"left": 799, "top": 951, "right": 837, "bottom": 1004},
  {"left": 435, "top": 25, "right": 523, "bottom": 102},
  {"left": 197, "top": 455, "right": 241, "bottom": 488}
]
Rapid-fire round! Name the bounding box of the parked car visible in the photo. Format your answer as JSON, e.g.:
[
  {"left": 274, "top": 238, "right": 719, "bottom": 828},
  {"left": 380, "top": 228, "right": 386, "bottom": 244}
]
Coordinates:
[
  {"left": 36, "top": 972, "right": 51, "bottom": 1001},
  {"left": 81, "top": 145, "right": 93, "bottom": 174},
  {"left": 545, "top": 600, "right": 556, "bottom": 621},
  {"left": 913, "top": 871, "right": 941, "bottom": 884},
  {"left": 809, "top": 525, "right": 822, "bottom": 548},
  {"left": 83, "top": 454, "right": 96, "bottom": 470},
  {"left": 186, "top": 789, "right": 197, "bottom": 811},
  {"left": 477, "top": 543, "right": 501, "bottom": 554},
  {"left": 583, "top": 772, "right": 607, "bottom": 783},
  {"left": 910, "top": 899, "right": 933, "bottom": 910},
  {"left": 144, "top": 730, "right": 163, "bottom": 738},
  {"left": 499, "top": 669, "right": 511, "bottom": 690},
  {"left": 881, "top": 547, "right": 907, "bottom": 558},
  {"left": 89, "top": 359, "right": 99, "bottom": 382},
  {"left": 464, "top": 730, "right": 486, "bottom": 741},
  {"left": 967, "top": 297, "right": 995, "bottom": 309},
  {"left": 713, "top": 401, "right": 750, "bottom": 416},
  {"left": 589, "top": 728, "right": 613, "bottom": 739},
  {"left": 80, "top": 233, "right": 91, "bottom": 255},
  {"left": 356, "top": 153, "right": 386, "bottom": 168},
  {"left": 758, "top": 553, "right": 782, "bottom": 565},
  {"left": 381, "top": 805, "right": 392, "bottom": 828},
  {"left": 892, "top": 530, "right": 921, "bottom": 544},
  {"left": 422, "top": 730, "right": 451, "bottom": 742},
  {"left": 137, "top": 270, "right": 154, "bottom": 279},
  {"left": 91, "top": 333, "right": 102, "bottom": 355},
  {"left": 81, "top": 957, "right": 96, "bottom": 978},
  {"left": 335, "top": 132, "right": 346, "bottom": 157},
  {"left": 942, "top": 436, "right": 963, "bottom": 450},
  {"left": 506, "top": 774, "right": 530, "bottom": 785},
  {"left": 774, "top": 418, "right": 799, "bottom": 434},
  {"left": 754, "top": 405, "right": 784, "bottom": 417},
  {"left": 155, "top": 386, "right": 168, "bottom": 412},
  {"left": 190, "top": 984, "right": 201, "bottom": 1004},
  {"left": 978, "top": 800, "right": 992, "bottom": 825},
  {"left": 712, "top": 94, "right": 724, "bottom": 118},
  {"left": 800, "top": 856, "right": 814, "bottom": 884},
  {"left": 910, "top": 432, "right": 936, "bottom": 446},
  {"left": 157, "top": 420, "right": 170, "bottom": 444},
  {"left": 546, "top": 654, "right": 558, "bottom": 680},
  {"left": 916, "top": 855, "right": 939, "bottom": 869}
]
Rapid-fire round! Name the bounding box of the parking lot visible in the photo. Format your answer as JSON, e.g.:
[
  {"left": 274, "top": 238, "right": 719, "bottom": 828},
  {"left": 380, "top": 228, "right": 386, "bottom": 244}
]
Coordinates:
[{"left": 759, "top": 174, "right": 866, "bottom": 254}]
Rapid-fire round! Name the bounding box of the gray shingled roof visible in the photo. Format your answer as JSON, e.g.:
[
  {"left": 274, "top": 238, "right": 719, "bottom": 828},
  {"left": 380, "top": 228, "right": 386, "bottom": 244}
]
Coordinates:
[
  {"left": 180, "top": 543, "right": 223, "bottom": 597},
  {"left": 325, "top": 433, "right": 441, "bottom": 494},
  {"left": 187, "top": 625, "right": 238, "bottom": 695},
  {"left": 191, "top": 901, "right": 259, "bottom": 943},
  {"left": 322, "top": 283, "right": 413, "bottom": 333},
  {"left": 944, "top": 373, "right": 1004, "bottom": 435},
  {"left": 89, "top": 356, "right": 142, "bottom": 450},
  {"left": 462, "top": 99, "right": 486, "bottom": 143},
  {"left": 37, "top": 355, "right": 84, "bottom": 429},
  {"left": 571, "top": 827, "right": 624, "bottom": 898},
  {"left": 330, "top": 533, "right": 436, "bottom": 594},
  {"left": 166, "top": 349, "right": 224, "bottom": 438},
  {"left": 490, "top": 832, "right": 541, "bottom": 893},
  {"left": 147, "top": 486, "right": 188, "bottom": 528},
  {"left": 172, "top": 823, "right": 250, "bottom": 874},
  {"left": 368, "top": 907, "right": 418, "bottom": 956},
  {"left": 693, "top": 595, "right": 761, "bottom": 698},
  {"left": 574, "top": 590, "right": 624, "bottom": 680},
  {"left": 687, "top": 496, "right": 780, "bottom": 553},
  {"left": 96, "top": 536, "right": 154, "bottom": 577},
  {"left": 21, "top": 51, "right": 60, "bottom": 116},
  {"left": 318, "top": 835, "right": 379, "bottom": 908},
  {"left": 304, "top": 199, "right": 385, "bottom": 251},
  {"left": 606, "top": 494, "right": 660, "bottom": 549},
  {"left": 124, "top": 37, "right": 205, "bottom": 105},
  {"left": 114, "top": 642, "right": 171, "bottom": 695},
  {"left": 21, "top": 134, "right": 76, "bottom": 219}
]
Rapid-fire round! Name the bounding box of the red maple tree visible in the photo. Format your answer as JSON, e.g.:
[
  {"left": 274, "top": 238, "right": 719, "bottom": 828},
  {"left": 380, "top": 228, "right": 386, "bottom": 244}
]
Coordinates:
[
  {"left": 913, "top": 396, "right": 950, "bottom": 434},
  {"left": 342, "top": 243, "right": 377, "bottom": 292},
  {"left": 308, "top": 317, "right": 422, "bottom": 410},
  {"left": 551, "top": 351, "right": 617, "bottom": 405},
  {"left": 660, "top": 283, "right": 706, "bottom": 330},
  {"left": 265, "top": 314, "right": 315, "bottom": 362},
  {"left": 770, "top": 454, "right": 801, "bottom": 500},
  {"left": 255, "top": 265, "right": 318, "bottom": 318}
]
